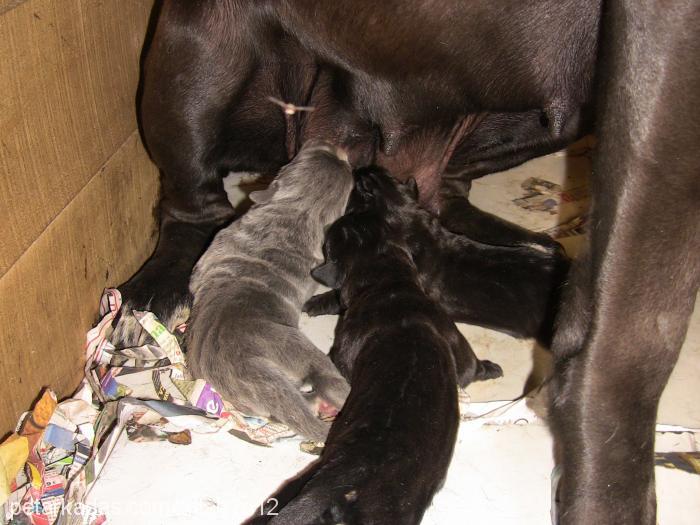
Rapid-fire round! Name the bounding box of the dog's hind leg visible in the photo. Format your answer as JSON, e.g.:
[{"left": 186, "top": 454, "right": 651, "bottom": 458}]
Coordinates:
[
  {"left": 294, "top": 332, "right": 352, "bottom": 412},
  {"left": 549, "top": 2, "right": 700, "bottom": 523},
  {"left": 261, "top": 327, "right": 350, "bottom": 435},
  {"left": 189, "top": 318, "right": 348, "bottom": 441},
  {"left": 113, "top": 2, "right": 292, "bottom": 345},
  {"left": 247, "top": 360, "right": 335, "bottom": 443},
  {"left": 438, "top": 108, "right": 591, "bottom": 254},
  {"left": 194, "top": 345, "right": 336, "bottom": 443},
  {"left": 439, "top": 175, "right": 566, "bottom": 256}
]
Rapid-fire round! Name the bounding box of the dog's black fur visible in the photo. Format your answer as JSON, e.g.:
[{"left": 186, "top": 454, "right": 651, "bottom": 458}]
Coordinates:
[
  {"left": 118, "top": 1, "right": 699, "bottom": 522},
  {"left": 245, "top": 170, "right": 502, "bottom": 525},
  {"left": 547, "top": 3, "right": 700, "bottom": 523},
  {"left": 305, "top": 168, "right": 570, "bottom": 350},
  {"left": 118, "top": 0, "right": 597, "bottom": 348}
]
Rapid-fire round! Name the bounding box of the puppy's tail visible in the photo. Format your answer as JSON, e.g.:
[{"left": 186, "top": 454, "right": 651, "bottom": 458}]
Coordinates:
[
  {"left": 250, "top": 329, "right": 350, "bottom": 441},
  {"left": 187, "top": 315, "right": 349, "bottom": 441}
]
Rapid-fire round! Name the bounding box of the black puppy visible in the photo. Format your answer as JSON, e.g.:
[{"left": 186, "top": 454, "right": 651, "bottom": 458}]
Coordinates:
[
  {"left": 246, "top": 172, "right": 502, "bottom": 525},
  {"left": 307, "top": 167, "right": 569, "bottom": 349}
]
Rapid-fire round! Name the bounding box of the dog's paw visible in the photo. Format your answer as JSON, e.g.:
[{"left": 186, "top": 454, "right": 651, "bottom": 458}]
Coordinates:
[
  {"left": 302, "top": 290, "right": 343, "bottom": 316},
  {"left": 474, "top": 359, "right": 504, "bottom": 381},
  {"left": 112, "top": 267, "right": 192, "bottom": 347},
  {"left": 111, "top": 297, "right": 191, "bottom": 347}
]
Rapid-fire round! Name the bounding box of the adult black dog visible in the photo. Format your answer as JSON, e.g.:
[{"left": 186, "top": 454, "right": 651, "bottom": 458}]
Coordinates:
[
  {"left": 119, "top": 1, "right": 700, "bottom": 523},
  {"left": 119, "top": 0, "right": 598, "bottom": 342},
  {"left": 246, "top": 170, "right": 502, "bottom": 525}
]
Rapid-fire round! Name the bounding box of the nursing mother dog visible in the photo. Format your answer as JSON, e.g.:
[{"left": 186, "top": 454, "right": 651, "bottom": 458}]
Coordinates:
[{"left": 115, "top": 1, "right": 700, "bottom": 523}]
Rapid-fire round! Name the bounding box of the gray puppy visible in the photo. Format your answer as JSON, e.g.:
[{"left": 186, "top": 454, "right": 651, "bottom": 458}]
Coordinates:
[{"left": 186, "top": 142, "right": 353, "bottom": 441}]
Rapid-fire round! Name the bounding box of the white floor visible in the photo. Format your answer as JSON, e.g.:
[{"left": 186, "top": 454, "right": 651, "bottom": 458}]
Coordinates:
[{"left": 87, "top": 145, "right": 700, "bottom": 524}]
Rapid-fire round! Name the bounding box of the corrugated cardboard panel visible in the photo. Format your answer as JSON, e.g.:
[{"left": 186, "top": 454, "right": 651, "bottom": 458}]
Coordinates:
[
  {"left": 0, "top": 132, "right": 159, "bottom": 434},
  {"left": 0, "top": 0, "right": 154, "bottom": 277},
  {"left": 0, "top": 1, "right": 28, "bottom": 16}
]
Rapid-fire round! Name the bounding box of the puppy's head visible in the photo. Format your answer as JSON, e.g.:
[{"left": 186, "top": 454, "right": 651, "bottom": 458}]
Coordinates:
[
  {"left": 250, "top": 141, "right": 353, "bottom": 217},
  {"left": 346, "top": 166, "right": 419, "bottom": 215},
  {"left": 311, "top": 167, "right": 416, "bottom": 288}
]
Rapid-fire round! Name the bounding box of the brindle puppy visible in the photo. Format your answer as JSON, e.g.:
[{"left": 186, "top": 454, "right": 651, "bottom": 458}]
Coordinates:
[
  {"left": 186, "top": 142, "right": 353, "bottom": 442},
  {"left": 246, "top": 172, "right": 502, "bottom": 525},
  {"left": 307, "top": 167, "right": 569, "bottom": 349}
]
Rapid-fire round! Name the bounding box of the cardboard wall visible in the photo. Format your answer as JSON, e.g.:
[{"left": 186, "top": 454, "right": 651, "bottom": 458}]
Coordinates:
[{"left": 0, "top": 0, "right": 159, "bottom": 434}]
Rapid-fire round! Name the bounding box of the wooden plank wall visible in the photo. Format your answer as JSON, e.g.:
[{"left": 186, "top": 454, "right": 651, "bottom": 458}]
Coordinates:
[{"left": 0, "top": 0, "right": 159, "bottom": 435}]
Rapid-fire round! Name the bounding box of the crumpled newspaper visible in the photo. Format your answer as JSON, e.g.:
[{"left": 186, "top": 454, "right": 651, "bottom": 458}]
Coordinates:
[
  {"left": 1, "top": 386, "right": 105, "bottom": 525},
  {"left": 2, "top": 288, "right": 299, "bottom": 525},
  {"left": 86, "top": 289, "right": 298, "bottom": 446},
  {"left": 512, "top": 176, "right": 590, "bottom": 239}
]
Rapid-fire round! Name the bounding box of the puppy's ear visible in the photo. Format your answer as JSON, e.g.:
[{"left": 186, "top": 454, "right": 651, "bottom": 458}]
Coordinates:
[
  {"left": 249, "top": 181, "right": 278, "bottom": 204},
  {"left": 311, "top": 261, "right": 341, "bottom": 288},
  {"left": 405, "top": 178, "right": 419, "bottom": 199},
  {"left": 249, "top": 187, "right": 275, "bottom": 204}
]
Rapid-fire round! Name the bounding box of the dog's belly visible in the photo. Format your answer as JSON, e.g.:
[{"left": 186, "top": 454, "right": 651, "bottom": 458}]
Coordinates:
[
  {"left": 268, "top": 0, "right": 601, "bottom": 207},
  {"left": 277, "top": 0, "right": 600, "bottom": 120}
]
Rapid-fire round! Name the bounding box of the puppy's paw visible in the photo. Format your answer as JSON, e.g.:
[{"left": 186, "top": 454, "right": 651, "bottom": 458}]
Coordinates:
[
  {"left": 474, "top": 359, "right": 504, "bottom": 381},
  {"left": 302, "top": 290, "right": 342, "bottom": 316}
]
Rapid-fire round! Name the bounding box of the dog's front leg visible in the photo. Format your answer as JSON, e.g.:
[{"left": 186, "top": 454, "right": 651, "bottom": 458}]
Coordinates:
[
  {"left": 439, "top": 175, "right": 568, "bottom": 256},
  {"left": 113, "top": 2, "right": 290, "bottom": 345},
  {"left": 438, "top": 108, "right": 589, "bottom": 255},
  {"left": 303, "top": 290, "right": 343, "bottom": 316},
  {"left": 550, "top": 1, "right": 700, "bottom": 523}
]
